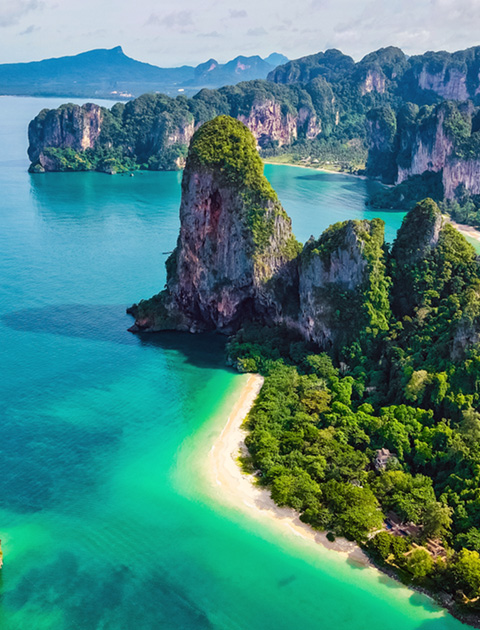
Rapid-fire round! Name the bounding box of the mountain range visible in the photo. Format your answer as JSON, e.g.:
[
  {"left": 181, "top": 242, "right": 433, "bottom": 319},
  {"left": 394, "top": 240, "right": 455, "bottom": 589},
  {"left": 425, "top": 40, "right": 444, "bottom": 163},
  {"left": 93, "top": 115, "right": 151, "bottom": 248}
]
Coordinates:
[{"left": 0, "top": 46, "right": 288, "bottom": 99}]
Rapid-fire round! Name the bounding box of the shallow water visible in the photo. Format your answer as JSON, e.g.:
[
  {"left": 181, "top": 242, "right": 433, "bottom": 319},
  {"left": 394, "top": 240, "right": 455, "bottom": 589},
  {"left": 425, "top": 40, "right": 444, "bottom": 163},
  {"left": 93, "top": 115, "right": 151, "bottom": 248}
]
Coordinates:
[{"left": 0, "top": 96, "right": 468, "bottom": 629}]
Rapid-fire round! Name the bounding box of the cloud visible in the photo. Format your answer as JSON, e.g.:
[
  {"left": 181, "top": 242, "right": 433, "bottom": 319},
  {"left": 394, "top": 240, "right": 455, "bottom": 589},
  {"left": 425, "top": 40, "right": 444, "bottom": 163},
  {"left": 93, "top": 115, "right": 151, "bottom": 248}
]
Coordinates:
[
  {"left": 247, "top": 27, "right": 268, "bottom": 37},
  {"left": 19, "top": 24, "right": 40, "bottom": 35},
  {"left": 197, "top": 31, "right": 221, "bottom": 38},
  {"left": 146, "top": 11, "right": 193, "bottom": 29},
  {"left": 0, "top": 0, "right": 43, "bottom": 28},
  {"left": 229, "top": 9, "right": 247, "bottom": 18}
]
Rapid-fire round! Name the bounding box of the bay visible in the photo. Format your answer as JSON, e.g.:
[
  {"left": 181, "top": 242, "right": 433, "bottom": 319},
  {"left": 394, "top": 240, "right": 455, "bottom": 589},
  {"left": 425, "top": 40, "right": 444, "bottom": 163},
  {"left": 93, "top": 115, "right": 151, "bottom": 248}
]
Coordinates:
[{"left": 0, "top": 96, "right": 466, "bottom": 629}]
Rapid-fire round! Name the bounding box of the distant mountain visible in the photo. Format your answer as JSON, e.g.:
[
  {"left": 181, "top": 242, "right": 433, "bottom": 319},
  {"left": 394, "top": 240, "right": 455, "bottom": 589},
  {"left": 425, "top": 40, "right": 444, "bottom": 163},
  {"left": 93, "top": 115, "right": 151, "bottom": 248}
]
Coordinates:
[
  {"left": 192, "top": 55, "right": 286, "bottom": 87},
  {"left": 0, "top": 46, "right": 288, "bottom": 100}
]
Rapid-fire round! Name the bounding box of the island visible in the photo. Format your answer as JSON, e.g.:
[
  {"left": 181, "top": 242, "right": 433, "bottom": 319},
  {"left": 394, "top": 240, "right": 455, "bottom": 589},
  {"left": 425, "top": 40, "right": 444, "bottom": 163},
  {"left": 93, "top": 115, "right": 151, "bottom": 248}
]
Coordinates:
[{"left": 128, "top": 115, "right": 480, "bottom": 625}]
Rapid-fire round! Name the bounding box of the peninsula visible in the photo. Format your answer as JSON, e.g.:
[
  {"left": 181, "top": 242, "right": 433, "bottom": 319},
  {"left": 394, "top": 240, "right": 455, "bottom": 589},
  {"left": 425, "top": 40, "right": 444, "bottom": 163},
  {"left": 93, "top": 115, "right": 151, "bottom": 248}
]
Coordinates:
[{"left": 129, "top": 115, "right": 480, "bottom": 624}]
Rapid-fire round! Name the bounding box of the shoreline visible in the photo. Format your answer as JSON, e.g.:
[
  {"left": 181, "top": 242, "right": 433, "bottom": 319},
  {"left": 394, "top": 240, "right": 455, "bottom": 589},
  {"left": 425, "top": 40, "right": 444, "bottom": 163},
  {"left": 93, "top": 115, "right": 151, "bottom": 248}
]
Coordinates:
[
  {"left": 262, "top": 159, "right": 367, "bottom": 180},
  {"left": 207, "top": 373, "right": 372, "bottom": 568},
  {"left": 206, "top": 373, "right": 480, "bottom": 628},
  {"left": 444, "top": 214, "right": 480, "bottom": 243}
]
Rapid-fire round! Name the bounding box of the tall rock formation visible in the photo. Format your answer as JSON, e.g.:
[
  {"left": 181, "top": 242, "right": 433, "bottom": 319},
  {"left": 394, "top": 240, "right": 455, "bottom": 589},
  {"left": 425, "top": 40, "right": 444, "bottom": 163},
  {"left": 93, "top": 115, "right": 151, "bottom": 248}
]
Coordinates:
[
  {"left": 128, "top": 116, "right": 390, "bottom": 353},
  {"left": 366, "top": 101, "right": 480, "bottom": 199},
  {"left": 128, "top": 116, "right": 301, "bottom": 333},
  {"left": 28, "top": 103, "right": 104, "bottom": 171},
  {"left": 298, "top": 219, "right": 390, "bottom": 349}
]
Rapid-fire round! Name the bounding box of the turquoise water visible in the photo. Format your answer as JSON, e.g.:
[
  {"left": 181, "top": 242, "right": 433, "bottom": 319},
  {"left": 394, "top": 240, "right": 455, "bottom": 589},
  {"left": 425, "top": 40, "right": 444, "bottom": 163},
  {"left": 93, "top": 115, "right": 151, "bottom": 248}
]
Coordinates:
[{"left": 0, "top": 96, "right": 467, "bottom": 629}]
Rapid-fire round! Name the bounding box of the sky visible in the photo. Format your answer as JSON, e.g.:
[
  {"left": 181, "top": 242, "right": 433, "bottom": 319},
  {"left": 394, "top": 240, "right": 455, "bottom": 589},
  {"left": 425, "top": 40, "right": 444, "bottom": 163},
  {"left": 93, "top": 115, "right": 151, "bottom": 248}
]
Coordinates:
[{"left": 1, "top": 0, "right": 480, "bottom": 66}]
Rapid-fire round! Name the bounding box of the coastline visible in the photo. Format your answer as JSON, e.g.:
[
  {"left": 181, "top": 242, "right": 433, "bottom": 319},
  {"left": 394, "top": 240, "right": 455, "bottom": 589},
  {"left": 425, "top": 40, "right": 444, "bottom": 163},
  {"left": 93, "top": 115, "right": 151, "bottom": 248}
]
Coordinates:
[
  {"left": 206, "top": 373, "right": 480, "bottom": 628},
  {"left": 262, "top": 159, "right": 366, "bottom": 179},
  {"left": 207, "top": 372, "right": 371, "bottom": 568},
  {"left": 444, "top": 215, "right": 480, "bottom": 243}
]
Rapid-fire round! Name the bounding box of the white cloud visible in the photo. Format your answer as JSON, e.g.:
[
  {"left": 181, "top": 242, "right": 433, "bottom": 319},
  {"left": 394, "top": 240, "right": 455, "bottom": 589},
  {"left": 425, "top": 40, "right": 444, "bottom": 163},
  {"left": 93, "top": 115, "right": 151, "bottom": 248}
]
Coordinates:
[
  {"left": 146, "top": 11, "right": 194, "bottom": 29},
  {"left": 19, "top": 24, "right": 41, "bottom": 35},
  {"left": 0, "top": 0, "right": 43, "bottom": 28},
  {"left": 229, "top": 9, "right": 247, "bottom": 18},
  {"left": 247, "top": 27, "right": 268, "bottom": 37}
]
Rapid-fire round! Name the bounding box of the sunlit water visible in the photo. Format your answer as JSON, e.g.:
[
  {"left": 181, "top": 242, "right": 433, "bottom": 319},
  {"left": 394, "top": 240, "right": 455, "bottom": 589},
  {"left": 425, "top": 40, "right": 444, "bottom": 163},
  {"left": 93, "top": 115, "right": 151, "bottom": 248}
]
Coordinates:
[{"left": 0, "top": 96, "right": 468, "bottom": 629}]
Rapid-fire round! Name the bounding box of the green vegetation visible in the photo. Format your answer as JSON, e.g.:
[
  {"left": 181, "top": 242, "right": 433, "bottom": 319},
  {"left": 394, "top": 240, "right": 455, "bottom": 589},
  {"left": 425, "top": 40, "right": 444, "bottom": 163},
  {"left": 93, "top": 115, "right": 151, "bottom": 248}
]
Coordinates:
[
  {"left": 227, "top": 199, "right": 480, "bottom": 615},
  {"left": 301, "top": 219, "right": 390, "bottom": 355},
  {"left": 28, "top": 45, "right": 480, "bottom": 197},
  {"left": 187, "top": 116, "right": 301, "bottom": 268},
  {"left": 41, "top": 146, "right": 139, "bottom": 174},
  {"left": 187, "top": 115, "right": 276, "bottom": 200},
  {"left": 367, "top": 172, "right": 444, "bottom": 211},
  {"left": 441, "top": 185, "right": 480, "bottom": 228}
]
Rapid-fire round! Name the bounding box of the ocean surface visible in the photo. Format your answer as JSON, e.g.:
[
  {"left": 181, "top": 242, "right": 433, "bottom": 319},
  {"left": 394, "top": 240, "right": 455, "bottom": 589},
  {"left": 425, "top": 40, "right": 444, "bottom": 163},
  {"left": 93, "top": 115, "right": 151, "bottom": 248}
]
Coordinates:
[{"left": 0, "top": 96, "right": 468, "bottom": 629}]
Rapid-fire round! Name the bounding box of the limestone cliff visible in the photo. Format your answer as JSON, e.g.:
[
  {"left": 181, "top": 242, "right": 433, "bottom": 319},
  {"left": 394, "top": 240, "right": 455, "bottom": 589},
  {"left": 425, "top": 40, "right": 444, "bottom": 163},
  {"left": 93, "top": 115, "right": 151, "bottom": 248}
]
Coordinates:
[
  {"left": 128, "top": 116, "right": 389, "bottom": 352},
  {"left": 238, "top": 100, "right": 320, "bottom": 148},
  {"left": 28, "top": 103, "right": 104, "bottom": 172},
  {"left": 298, "top": 219, "right": 390, "bottom": 349},
  {"left": 27, "top": 89, "right": 325, "bottom": 173},
  {"left": 127, "top": 116, "right": 301, "bottom": 333},
  {"left": 366, "top": 101, "right": 480, "bottom": 200},
  {"left": 391, "top": 199, "right": 480, "bottom": 359}
]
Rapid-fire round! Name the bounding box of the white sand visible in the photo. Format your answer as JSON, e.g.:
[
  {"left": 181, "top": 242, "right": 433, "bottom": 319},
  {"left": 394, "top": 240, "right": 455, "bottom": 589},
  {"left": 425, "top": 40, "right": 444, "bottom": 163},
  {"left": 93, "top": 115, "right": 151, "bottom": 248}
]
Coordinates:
[
  {"left": 444, "top": 215, "right": 480, "bottom": 243},
  {"left": 207, "top": 373, "right": 371, "bottom": 568}
]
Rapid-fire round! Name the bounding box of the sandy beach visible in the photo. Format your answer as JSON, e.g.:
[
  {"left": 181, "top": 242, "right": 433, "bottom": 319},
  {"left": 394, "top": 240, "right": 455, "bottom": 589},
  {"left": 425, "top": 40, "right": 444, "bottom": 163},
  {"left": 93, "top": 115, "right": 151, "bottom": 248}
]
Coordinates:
[
  {"left": 444, "top": 215, "right": 480, "bottom": 243},
  {"left": 262, "top": 159, "right": 366, "bottom": 179},
  {"left": 207, "top": 373, "right": 371, "bottom": 568}
]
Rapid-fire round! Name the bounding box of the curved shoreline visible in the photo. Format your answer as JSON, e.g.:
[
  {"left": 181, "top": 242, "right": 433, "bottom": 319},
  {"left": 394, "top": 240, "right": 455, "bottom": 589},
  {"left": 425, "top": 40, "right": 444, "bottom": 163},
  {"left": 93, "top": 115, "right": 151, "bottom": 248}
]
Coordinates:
[
  {"left": 262, "top": 159, "right": 366, "bottom": 179},
  {"left": 206, "top": 373, "right": 479, "bottom": 628},
  {"left": 444, "top": 215, "right": 480, "bottom": 244},
  {"left": 207, "top": 373, "right": 371, "bottom": 568}
]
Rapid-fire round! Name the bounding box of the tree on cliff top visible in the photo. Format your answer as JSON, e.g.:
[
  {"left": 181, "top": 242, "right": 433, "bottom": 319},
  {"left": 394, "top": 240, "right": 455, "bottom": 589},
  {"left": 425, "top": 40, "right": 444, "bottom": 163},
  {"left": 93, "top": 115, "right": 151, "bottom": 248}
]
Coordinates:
[{"left": 186, "top": 114, "right": 277, "bottom": 202}]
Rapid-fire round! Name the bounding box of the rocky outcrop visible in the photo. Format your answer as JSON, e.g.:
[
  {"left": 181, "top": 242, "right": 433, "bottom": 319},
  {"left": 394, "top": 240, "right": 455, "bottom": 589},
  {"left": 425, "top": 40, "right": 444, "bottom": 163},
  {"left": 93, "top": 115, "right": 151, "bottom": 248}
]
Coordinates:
[
  {"left": 28, "top": 103, "right": 104, "bottom": 171},
  {"left": 366, "top": 101, "right": 480, "bottom": 200},
  {"left": 238, "top": 100, "right": 320, "bottom": 148},
  {"left": 365, "top": 106, "right": 398, "bottom": 183},
  {"left": 271, "top": 45, "right": 480, "bottom": 103},
  {"left": 298, "top": 220, "right": 388, "bottom": 348},
  {"left": 359, "top": 69, "right": 386, "bottom": 95},
  {"left": 28, "top": 89, "right": 324, "bottom": 172},
  {"left": 443, "top": 158, "right": 480, "bottom": 199},
  {"left": 416, "top": 66, "right": 469, "bottom": 101},
  {"left": 128, "top": 116, "right": 388, "bottom": 350},
  {"left": 391, "top": 199, "right": 480, "bottom": 359},
  {"left": 396, "top": 105, "right": 454, "bottom": 185},
  {"left": 128, "top": 116, "right": 301, "bottom": 333},
  {"left": 391, "top": 198, "right": 443, "bottom": 267}
]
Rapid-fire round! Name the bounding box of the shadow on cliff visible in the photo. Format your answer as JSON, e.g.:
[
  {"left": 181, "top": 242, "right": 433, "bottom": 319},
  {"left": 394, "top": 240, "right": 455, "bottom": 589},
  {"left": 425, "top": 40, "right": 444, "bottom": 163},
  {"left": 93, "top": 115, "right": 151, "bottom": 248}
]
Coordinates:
[{"left": 1, "top": 303, "right": 230, "bottom": 369}]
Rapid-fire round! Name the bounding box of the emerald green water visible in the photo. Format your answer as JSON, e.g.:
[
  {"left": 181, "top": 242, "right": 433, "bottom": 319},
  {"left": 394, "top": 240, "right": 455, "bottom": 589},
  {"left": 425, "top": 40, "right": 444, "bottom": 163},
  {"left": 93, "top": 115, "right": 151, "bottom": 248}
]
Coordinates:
[{"left": 0, "top": 96, "right": 468, "bottom": 629}]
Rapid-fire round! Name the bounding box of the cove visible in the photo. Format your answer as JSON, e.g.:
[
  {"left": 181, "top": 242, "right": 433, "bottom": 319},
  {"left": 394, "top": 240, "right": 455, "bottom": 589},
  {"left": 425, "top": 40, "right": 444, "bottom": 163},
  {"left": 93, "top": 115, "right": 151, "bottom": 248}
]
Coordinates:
[{"left": 0, "top": 96, "right": 469, "bottom": 629}]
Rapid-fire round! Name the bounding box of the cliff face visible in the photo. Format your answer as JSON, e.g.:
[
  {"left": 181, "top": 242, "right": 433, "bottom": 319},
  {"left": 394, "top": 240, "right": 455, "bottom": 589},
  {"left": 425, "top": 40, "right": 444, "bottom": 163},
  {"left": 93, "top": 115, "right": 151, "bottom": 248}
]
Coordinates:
[
  {"left": 391, "top": 199, "right": 480, "bottom": 360},
  {"left": 365, "top": 106, "right": 398, "bottom": 183},
  {"left": 416, "top": 66, "right": 469, "bottom": 101},
  {"left": 271, "top": 45, "right": 480, "bottom": 103},
  {"left": 128, "top": 116, "right": 300, "bottom": 333},
  {"left": 442, "top": 158, "right": 480, "bottom": 198},
  {"left": 298, "top": 220, "right": 387, "bottom": 348},
  {"left": 396, "top": 105, "right": 454, "bottom": 185},
  {"left": 238, "top": 100, "right": 320, "bottom": 147},
  {"left": 28, "top": 103, "right": 104, "bottom": 170},
  {"left": 359, "top": 69, "right": 386, "bottom": 95},
  {"left": 128, "top": 116, "right": 388, "bottom": 349},
  {"left": 366, "top": 101, "right": 480, "bottom": 199},
  {"left": 28, "top": 91, "right": 323, "bottom": 172}
]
